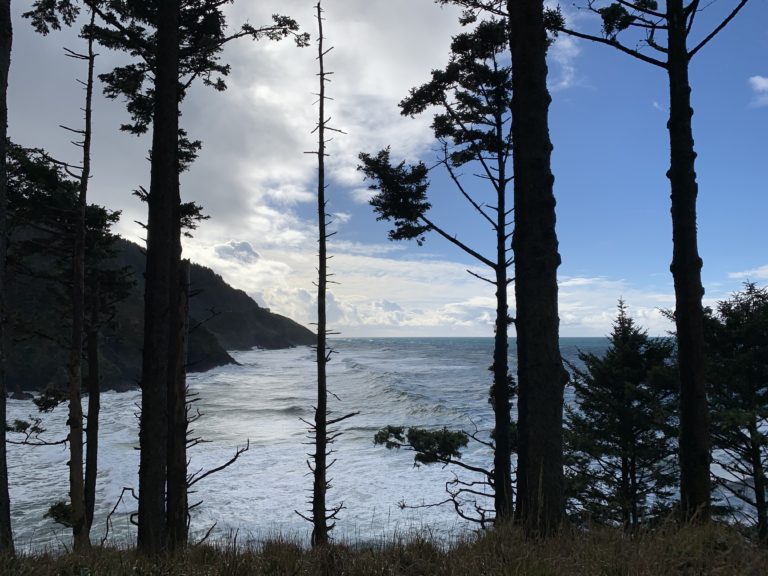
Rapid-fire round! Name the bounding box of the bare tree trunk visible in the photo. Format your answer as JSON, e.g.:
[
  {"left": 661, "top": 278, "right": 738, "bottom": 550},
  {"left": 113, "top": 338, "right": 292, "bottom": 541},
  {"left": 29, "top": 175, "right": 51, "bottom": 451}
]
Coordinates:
[
  {"left": 84, "top": 286, "right": 100, "bottom": 532},
  {"left": 138, "top": 0, "right": 179, "bottom": 555},
  {"left": 492, "top": 114, "right": 513, "bottom": 521},
  {"left": 66, "top": 13, "right": 96, "bottom": 552},
  {"left": 167, "top": 259, "right": 189, "bottom": 550},
  {"left": 508, "top": 0, "right": 567, "bottom": 535},
  {"left": 0, "top": 0, "right": 14, "bottom": 555},
  {"left": 311, "top": 1, "right": 329, "bottom": 547},
  {"left": 667, "top": 0, "right": 710, "bottom": 522}
]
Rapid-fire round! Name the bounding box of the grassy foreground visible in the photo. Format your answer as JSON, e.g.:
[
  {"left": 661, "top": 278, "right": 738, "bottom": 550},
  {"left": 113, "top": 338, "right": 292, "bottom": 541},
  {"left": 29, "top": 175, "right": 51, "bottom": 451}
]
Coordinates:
[{"left": 2, "top": 524, "right": 767, "bottom": 575}]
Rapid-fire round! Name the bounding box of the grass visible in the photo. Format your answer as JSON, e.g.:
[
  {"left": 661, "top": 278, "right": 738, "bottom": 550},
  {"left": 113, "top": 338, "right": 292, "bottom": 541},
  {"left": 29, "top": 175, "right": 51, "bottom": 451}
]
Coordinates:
[{"left": 1, "top": 523, "right": 767, "bottom": 575}]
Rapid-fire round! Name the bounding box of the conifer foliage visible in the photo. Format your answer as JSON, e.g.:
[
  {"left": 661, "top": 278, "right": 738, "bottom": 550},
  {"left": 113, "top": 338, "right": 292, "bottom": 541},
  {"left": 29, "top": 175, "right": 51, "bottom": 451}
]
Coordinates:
[
  {"left": 705, "top": 283, "right": 768, "bottom": 540},
  {"left": 555, "top": 0, "right": 753, "bottom": 522},
  {"left": 360, "top": 14, "right": 516, "bottom": 524},
  {"left": 565, "top": 301, "right": 678, "bottom": 528}
]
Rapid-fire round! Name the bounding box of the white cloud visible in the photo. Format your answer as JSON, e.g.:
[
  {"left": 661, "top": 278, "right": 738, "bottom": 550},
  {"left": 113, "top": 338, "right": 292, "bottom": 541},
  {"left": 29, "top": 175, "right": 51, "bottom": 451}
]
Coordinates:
[
  {"left": 729, "top": 264, "right": 768, "bottom": 280},
  {"left": 548, "top": 36, "right": 581, "bottom": 91},
  {"left": 214, "top": 240, "right": 261, "bottom": 263},
  {"left": 748, "top": 75, "right": 768, "bottom": 107},
  {"left": 350, "top": 187, "right": 375, "bottom": 204},
  {"left": 332, "top": 212, "right": 352, "bottom": 225}
]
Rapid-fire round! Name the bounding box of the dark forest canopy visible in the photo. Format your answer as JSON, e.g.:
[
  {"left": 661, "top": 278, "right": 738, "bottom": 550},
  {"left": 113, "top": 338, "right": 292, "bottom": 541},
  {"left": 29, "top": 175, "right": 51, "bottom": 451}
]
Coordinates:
[{"left": 4, "top": 143, "right": 315, "bottom": 393}]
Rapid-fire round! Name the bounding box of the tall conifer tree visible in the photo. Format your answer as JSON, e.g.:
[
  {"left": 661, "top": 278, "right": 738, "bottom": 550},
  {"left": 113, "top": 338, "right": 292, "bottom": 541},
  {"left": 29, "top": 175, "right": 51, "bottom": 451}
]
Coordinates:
[
  {"left": 0, "top": 0, "right": 14, "bottom": 553},
  {"left": 507, "top": 0, "right": 568, "bottom": 534},
  {"left": 360, "top": 15, "right": 515, "bottom": 522},
  {"left": 555, "top": 0, "right": 752, "bottom": 521}
]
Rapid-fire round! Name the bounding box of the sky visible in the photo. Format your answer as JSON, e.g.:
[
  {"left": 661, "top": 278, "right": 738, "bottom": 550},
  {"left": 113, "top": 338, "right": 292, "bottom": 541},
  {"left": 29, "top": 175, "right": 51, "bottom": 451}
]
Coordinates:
[{"left": 7, "top": 0, "right": 768, "bottom": 337}]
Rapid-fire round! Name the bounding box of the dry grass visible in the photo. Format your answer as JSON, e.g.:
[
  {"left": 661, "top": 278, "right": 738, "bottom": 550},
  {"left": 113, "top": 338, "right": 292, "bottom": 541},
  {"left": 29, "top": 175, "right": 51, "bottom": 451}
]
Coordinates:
[{"left": 1, "top": 523, "right": 767, "bottom": 575}]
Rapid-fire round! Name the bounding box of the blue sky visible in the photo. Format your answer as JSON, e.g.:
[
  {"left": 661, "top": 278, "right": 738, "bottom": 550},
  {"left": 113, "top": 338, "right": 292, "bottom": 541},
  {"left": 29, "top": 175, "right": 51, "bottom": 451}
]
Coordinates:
[{"left": 7, "top": 0, "right": 768, "bottom": 337}]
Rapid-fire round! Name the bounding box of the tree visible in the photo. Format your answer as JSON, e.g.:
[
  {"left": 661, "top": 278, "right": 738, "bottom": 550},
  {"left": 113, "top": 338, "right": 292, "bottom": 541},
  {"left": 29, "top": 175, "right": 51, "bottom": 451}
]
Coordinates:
[
  {"left": 23, "top": 6, "right": 99, "bottom": 551},
  {"left": 705, "top": 283, "right": 768, "bottom": 540},
  {"left": 554, "top": 0, "right": 752, "bottom": 522},
  {"left": 298, "top": 1, "right": 355, "bottom": 547},
  {"left": 25, "top": 0, "right": 308, "bottom": 552},
  {"left": 4, "top": 140, "right": 132, "bottom": 540},
  {"left": 436, "top": 0, "right": 569, "bottom": 534},
  {"left": 0, "top": 0, "right": 14, "bottom": 554},
  {"left": 360, "top": 15, "right": 516, "bottom": 523},
  {"left": 565, "top": 301, "right": 678, "bottom": 529},
  {"left": 507, "top": 0, "right": 568, "bottom": 535},
  {"left": 374, "top": 425, "right": 504, "bottom": 528},
  {"left": 82, "top": 204, "right": 134, "bottom": 533}
]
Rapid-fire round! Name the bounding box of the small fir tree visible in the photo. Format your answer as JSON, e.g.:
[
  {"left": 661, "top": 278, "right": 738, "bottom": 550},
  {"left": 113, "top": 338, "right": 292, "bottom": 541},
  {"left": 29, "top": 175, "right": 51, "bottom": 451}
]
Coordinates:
[
  {"left": 705, "top": 283, "right": 768, "bottom": 540},
  {"left": 565, "top": 301, "right": 678, "bottom": 529}
]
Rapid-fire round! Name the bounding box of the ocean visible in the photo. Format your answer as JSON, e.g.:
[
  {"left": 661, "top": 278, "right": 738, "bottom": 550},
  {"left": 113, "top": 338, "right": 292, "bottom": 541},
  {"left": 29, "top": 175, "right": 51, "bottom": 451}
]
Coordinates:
[{"left": 6, "top": 337, "right": 608, "bottom": 551}]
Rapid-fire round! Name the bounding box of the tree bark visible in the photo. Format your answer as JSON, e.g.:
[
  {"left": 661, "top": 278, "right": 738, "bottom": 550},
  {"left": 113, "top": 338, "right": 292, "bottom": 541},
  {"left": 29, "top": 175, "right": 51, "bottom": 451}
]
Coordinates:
[
  {"left": 508, "top": 0, "right": 567, "bottom": 535},
  {"left": 747, "top": 421, "right": 767, "bottom": 540},
  {"left": 0, "top": 0, "right": 14, "bottom": 555},
  {"left": 167, "top": 259, "right": 189, "bottom": 550},
  {"left": 84, "top": 291, "right": 100, "bottom": 533},
  {"left": 312, "top": 1, "right": 329, "bottom": 546},
  {"left": 666, "top": 0, "right": 710, "bottom": 522},
  {"left": 138, "top": 0, "right": 179, "bottom": 555},
  {"left": 492, "top": 113, "right": 513, "bottom": 521},
  {"left": 66, "top": 14, "right": 96, "bottom": 552}
]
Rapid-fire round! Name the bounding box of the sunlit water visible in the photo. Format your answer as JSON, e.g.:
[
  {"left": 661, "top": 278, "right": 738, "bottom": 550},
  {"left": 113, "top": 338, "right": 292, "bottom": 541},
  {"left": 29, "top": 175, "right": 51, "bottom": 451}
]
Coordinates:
[{"left": 7, "top": 337, "right": 607, "bottom": 551}]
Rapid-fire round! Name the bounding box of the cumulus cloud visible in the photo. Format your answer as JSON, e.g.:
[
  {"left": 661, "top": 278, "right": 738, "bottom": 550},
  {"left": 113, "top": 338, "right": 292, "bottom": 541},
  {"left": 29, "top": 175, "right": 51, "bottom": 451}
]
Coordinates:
[
  {"left": 214, "top": 240, "right": 261, "bottom": 263},
  {"left": 749, "top": 76, "right": 768, "bottom": 107}
]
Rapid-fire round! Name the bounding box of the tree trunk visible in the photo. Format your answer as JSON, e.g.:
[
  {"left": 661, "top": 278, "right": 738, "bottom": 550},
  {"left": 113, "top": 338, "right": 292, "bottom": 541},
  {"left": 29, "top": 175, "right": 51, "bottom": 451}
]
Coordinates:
[
  {"left": 666, "top": 0, "right": 710, "bottom": 522},
  {"left": 492, "top": 113, "right": 513, "bottom": 521},
  {"left": 84, "top": 279, "right": 100, "bottom": 531},
  {"left": 0, "top": 0, "right": 14, "bottom": 555},
  {"left": 67, "top": 15, "right": 96, "bottom": 552},
  {"left": 620, "top": 456, "right": 630, "bottom": 527},
  {"left": 138, "top": 0, "right": 180, "bottom": 555},
  {"left": 508, "top": 0, "right": 567, "bottom": 535},
  {"left": 312, "top": 2, "right": 329, "bottom": 546},
  {"left": 747, "top": 421, "right": 767, "bottom": 540},
  {"left": 167, "top": 259, "right": 189, "bottom": 550}
]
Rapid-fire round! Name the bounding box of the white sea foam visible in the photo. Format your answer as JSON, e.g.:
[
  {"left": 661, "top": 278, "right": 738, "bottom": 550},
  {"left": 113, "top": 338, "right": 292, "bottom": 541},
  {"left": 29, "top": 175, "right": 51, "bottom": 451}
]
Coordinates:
[{"left": 7, "top": 337, "right": 606, "bottom": 551}]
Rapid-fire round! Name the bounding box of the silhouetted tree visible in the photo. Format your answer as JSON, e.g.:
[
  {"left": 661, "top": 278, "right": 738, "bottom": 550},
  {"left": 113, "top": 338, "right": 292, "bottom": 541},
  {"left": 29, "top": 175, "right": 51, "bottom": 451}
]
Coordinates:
[
  {"left": 565, "top": 301, "right": 678, "bottom": 528},
  {"left": 360, "top": 16, "right": 515, "bottom": 523},
  {"left": 24, "top": 7, "right": 99, "bottom": 550},
  {"left": 82, "top": 204, "right": 134, "bottom": 533},
  {"left": 5, "top": 141, "right": 132, "bottom": 539},
  {"left": 25, "top": 0, "right": 307, "bottom": 552},
  {"left": 374, "top": 424, "right": 504, "bottom": 528},
  {"left": 0, "top": 0, "right": 13, "bottom": 555},
  {"left": 554, "top": 0, "right": 752, "bottom": 522},
  {"left": 298, "top": 1, "right": 355, "bottom": 547},
  {"left": 436, "top": 0, "right": 569, "bottom": 534},
  {"left": 507, "top": 0, "right": 568, "bottom": 534},
  {"left": 705, "top": 283, "right": 768, "bottom": 540}
]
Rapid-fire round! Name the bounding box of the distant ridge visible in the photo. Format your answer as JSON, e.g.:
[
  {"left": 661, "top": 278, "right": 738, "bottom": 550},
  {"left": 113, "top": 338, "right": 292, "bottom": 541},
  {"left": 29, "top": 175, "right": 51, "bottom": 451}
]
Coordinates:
[{"left": 5, "top": 238, "right": 316, "bottom": 392}]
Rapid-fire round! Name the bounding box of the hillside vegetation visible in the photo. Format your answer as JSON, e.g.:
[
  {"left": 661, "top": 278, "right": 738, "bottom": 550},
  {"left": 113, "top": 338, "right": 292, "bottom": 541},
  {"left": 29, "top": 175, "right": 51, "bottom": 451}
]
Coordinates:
[{"left": 5, "top": 238, "right": 315, "bottom": 393}]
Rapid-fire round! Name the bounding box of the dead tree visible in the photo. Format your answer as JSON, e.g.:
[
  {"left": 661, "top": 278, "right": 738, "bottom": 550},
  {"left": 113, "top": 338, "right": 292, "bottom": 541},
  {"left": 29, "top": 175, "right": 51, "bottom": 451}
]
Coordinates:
[{"left": 297, "top": 2, "right": 356, "bottom": 547}]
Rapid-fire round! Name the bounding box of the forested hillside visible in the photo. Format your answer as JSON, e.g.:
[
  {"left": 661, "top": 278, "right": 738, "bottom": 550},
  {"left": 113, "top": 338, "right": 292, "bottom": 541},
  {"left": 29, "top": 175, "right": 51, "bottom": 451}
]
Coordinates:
[{"left": 5, "top": 238, "right": 315, "bottom": 393}]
